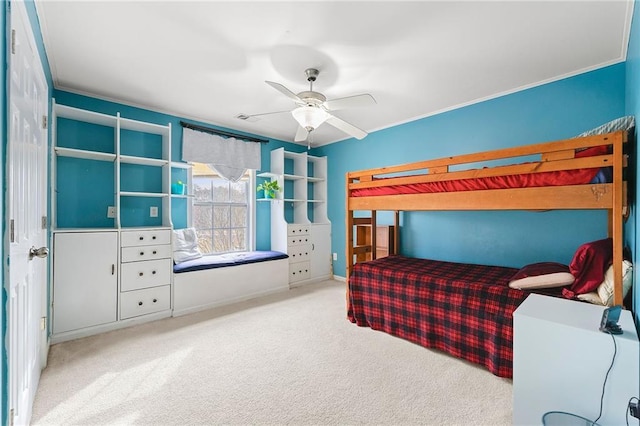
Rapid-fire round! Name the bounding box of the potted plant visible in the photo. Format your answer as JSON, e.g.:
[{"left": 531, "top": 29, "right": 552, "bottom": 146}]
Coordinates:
[
  {"left": 256, "top": 180, "right": 281, "bottom": 199},
  {"left": 171, "top": 180, "right": 185, "bottom": 195}
]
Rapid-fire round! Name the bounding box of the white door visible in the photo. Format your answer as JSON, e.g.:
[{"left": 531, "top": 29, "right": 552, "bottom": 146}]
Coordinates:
[{"left": 7, "top": 1, "right": 50, "bottom": 425}]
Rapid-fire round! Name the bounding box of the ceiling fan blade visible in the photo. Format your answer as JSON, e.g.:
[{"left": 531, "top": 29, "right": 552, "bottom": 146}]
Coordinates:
[
  {"left": 294, "top": 126, "right": 309, "bottom": 142},
  {"left": 265, "top": 81, "right": 302, "bottom": 103},
  {"left": 323, "top": 94, "right": 376, "bottom": 111},
  {"left": 325, "top": 115, "right": 368, "bottom": 140},
  {"left": 241, "top": 110, "right": 291, "bottom": 122}
]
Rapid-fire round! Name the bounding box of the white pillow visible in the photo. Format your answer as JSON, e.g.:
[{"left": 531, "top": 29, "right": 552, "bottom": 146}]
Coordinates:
[
  {"left": 597, "top": 260, "right": 632, "bottom": 306},
  {"left": 576, "top": 292, "right": 604, "bottom": 305},
  {"left": 577, "top": 260, "right": 633, "bottom": 306},
  {"left": 508, "top": 262, "right": 575, "bottom": 290},
  {"left": 172, "top": 227, "right": 202, "bottom": 264},
  {"left": 509, "top": 272, "right": 575, "bottom": 290}
]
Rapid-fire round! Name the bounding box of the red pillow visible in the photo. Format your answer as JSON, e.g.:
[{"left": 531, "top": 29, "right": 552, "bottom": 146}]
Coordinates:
[
  {"left": 574, "top": 145, "right": 609, "bottom": 158},
  {"left": 563, "top": 238, "right": 613, "bottom": 299}
]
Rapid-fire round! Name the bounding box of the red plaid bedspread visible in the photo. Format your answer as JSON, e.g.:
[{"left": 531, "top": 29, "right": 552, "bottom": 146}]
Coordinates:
[{"left": 348, "top": 255, "right": 530, "bottom": 378}]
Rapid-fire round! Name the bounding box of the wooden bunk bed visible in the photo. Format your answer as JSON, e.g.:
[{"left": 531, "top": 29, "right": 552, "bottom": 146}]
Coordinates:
[{"left": 345, "top": 128, "right": 630, "bottom": 378}]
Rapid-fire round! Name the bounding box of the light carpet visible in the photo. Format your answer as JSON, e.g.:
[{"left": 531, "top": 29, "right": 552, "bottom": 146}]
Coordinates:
[{"left": 31, "top": 280, "right": 512, "bottom": 425}]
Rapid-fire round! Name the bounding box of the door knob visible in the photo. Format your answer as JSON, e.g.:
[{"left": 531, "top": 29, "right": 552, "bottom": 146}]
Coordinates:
[{"left": 29, "top": 246, "right": 49, "bottom": 260}]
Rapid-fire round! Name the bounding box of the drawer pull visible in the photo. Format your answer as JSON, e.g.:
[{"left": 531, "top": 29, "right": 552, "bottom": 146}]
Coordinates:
[
  {"left": 152, "top": 270, "right": 156, "bottom": 275},
  {"left": 138, "top": 301, "right": 143, "bottom": 306},
  {"left": 292, "top": 272, "right": 296, "bottom": 275},
  {"left": 153, "top": 298, "right": 158, "bottom": 303},
  {"left": 139, "top": 272, "right": 144, "bottom": 277},
  {"left": 152, "top": 236, "right": 157, "bottom": 240},
  {"left": 152, "top": 250, "right": 157, "bottom": 255},
  {"left": 139, "top": 236, "right": 144, "bottom": 241},
  {"left": 140, "top": 251, "right": 144, "bottom": 256},
  {"left": 111, "top": 264, "right": 115, "bottom": 275}
]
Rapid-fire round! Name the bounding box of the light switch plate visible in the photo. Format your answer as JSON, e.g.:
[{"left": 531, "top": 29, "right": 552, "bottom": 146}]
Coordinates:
[
  {"left": 107, "top": 206, "right": 116, "bottom": 218},
  {"left": 150, "top": 206, "right": 158, "bottom": 217}
]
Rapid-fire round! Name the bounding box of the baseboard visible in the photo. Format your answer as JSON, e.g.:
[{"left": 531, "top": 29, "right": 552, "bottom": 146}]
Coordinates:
[
  {"left": 51, "top": 310, "right": 173, "bottom": 344},
  {"left": 289, "top": 274, "right": 333, "bottom": 288},
  {"left": 333, "top": 275, "right": 346, "bottom": 282}
]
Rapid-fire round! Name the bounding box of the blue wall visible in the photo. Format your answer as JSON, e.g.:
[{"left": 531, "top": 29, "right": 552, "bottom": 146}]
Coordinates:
[
  {"left": 314, "top": 63, "right": 627, "bottom": 278},
  {"left": 626, "top": 0, "right": 640, "bottom": 325}
]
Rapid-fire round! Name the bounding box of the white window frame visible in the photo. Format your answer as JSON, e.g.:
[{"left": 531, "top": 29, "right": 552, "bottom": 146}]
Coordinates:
[{"left": 189, "top": 165, "right": 256, "bottom": 253}]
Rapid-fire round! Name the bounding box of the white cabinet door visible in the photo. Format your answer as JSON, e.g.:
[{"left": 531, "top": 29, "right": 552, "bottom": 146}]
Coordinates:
[
  {"left": 53, "top": 232, "right": 118, "bottom": 334},
  {"left": 310, "top": 223, "right": 331, "bottom": 280}
]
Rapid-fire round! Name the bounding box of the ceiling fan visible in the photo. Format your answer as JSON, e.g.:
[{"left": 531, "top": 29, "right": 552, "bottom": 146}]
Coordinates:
[{"left": 248, "top": 68, "right": 376, "bottom": 144}]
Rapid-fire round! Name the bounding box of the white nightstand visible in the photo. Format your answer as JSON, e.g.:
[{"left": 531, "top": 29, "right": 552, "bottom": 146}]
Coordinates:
[{"left": 513, "top": 294, "right": 639, "bottom": 425}]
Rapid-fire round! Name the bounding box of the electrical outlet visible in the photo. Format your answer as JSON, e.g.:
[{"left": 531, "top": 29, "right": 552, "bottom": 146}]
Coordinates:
[
  {"left": 107, "top": 206, "right": 116, "bottom": 218},
  {"left": 150, "top": 206, "right": 158, "bottom": 217},
  {"left": 333, "top": 252, "right": 338, "bottom": 261}
]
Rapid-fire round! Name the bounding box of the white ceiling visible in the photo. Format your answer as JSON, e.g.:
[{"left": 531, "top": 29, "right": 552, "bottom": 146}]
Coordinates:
[{"left": 36, "top": 1, "right": 633, "bottom": 146}]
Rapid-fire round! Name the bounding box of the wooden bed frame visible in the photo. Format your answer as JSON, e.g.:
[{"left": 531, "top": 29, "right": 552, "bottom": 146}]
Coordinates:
[{"left": 346, "top": 130, "right": 629, "bottom": 306}]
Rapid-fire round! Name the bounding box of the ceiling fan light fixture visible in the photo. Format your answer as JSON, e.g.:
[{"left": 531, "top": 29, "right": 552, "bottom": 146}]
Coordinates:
[{"left": 291, "top": 106, "right": 328, "bottom": 132}]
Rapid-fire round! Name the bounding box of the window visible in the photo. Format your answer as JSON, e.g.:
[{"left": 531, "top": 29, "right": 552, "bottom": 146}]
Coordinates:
[{"left": 191, "top": 163, "right": 254, "bottom": 254}]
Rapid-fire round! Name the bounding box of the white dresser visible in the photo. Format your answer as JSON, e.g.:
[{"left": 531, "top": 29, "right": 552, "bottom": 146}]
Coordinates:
[
  {"left": 51, "top": 227, "right": 173, "bottom": 343},
  {"left": 119, "top": 228, "right": 172, "bottom": 319},
  {"left": 287, "top": 224, "right": 312, "bottom": 284},
  {"left": 513, "top": 294, "right": 639, "bottom": 425}
]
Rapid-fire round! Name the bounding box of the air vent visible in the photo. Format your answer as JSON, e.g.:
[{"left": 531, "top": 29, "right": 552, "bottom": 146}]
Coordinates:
[{"left": 236, "top": 114, "right": 258, "bottom": 122}]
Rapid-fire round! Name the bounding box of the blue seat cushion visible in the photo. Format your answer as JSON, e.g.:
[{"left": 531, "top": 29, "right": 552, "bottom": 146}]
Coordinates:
[{"left": 173, "top": 250, "right": 289, "bottom": 274}]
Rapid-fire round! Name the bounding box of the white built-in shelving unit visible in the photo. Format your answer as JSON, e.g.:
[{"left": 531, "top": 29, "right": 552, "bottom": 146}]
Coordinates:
[
  {"left": 50, "top": 100, "right": 191, "bottom": 343},
  {"left": 258, "top": 147, "right": 331, "bottom": 286}
]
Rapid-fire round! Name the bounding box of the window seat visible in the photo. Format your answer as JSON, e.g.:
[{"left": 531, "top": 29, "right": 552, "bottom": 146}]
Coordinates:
[
  {"left": 172, "top": 250, "right": 290, "bottom": 316},
  {"left": 173, "top": 250, "right": 288, "bottom": 273}
]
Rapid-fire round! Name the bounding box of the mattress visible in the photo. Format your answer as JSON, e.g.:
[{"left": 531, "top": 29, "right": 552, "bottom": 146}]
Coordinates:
[
  {"left": 351, "top": 165, "right": 609, "bottom": 197},
  {"left": 348, "top": 255, "right": 531, "bottom": 378}
]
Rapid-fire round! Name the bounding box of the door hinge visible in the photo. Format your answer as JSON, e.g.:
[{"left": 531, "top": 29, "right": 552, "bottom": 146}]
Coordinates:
[
  {"left": 40, "top": 317, "right": 47, "bottom": 331},
  {"left": 11, "top": 29, "right": 15, "bottom": 55},
  {"left": 42, "top": 216, "right": 47, "bottom": 229},
  {"left": 42, "top": 115, "right": 47, "bottom": 130},
  {"left": 10, "top": 219, "right": 15, "bottom": 242}
]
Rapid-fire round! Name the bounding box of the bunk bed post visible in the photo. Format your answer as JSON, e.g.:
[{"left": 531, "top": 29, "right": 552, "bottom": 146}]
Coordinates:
[
  {"left": 394, "top": 211, "right": 400, "bottom": 255},
  {"left": 611, "top": 132, "right": 625, "bottom": 306},
  {"left": 346, "top": 173, "right": 354, "bottom": 310},
  {"left": 371, "top": 210, "right": 377, "bottom": 260}
]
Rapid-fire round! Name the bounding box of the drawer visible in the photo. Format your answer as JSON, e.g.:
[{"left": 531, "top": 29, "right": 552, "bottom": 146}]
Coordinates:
[
  {"left": 121, "top": 244, "right": 172, "bottom": 263},
  {"left": 287, "top": 235, "right": 311, "bottom": 246},
  {"left": 288, "top": 244, "right": 311, "bottom": 263},
  {"left": 289, "top": 261, "right": 310, "bottom": 283},
  {"left": 120, "top": 285, "right": 170, "bottom": 320},
  {"left": 287, "top": 224, "right": 310, "bottom": 237},
  {"left": 121, "top": 229, "right": 171, "bottom": 247},
  {"left": 121, "top": 258, "right": 171, "bottom": 292}
]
